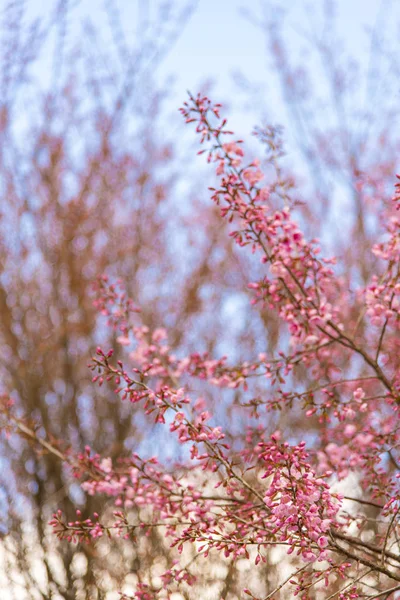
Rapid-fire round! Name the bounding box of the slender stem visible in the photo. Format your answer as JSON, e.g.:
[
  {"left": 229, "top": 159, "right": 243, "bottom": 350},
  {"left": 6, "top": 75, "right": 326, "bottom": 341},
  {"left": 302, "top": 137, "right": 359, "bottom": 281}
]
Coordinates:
[{"left": 262, "top": 563, "right": 309, "bottom": 600}]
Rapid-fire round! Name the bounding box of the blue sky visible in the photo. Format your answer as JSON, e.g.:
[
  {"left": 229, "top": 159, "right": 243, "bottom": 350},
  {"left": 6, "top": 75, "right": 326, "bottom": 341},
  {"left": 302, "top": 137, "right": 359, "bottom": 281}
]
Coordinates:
[
  {"left": 22, "top": 0, "right": 392, "bottom": 136},
  {"left": 156, "top": 0, "right": 389, "bottom": 132}
]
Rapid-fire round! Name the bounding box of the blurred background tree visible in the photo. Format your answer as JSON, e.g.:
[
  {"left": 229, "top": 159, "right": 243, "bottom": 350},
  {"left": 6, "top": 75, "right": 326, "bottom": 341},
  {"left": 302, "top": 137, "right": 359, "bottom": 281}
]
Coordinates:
[{"left": 0, "top": 1, "right": 279, "bottom": 598}]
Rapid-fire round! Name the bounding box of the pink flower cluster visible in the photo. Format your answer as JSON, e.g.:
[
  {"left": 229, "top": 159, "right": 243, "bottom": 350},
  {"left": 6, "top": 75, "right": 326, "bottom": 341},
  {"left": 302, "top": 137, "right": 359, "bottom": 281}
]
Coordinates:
[{"left": 23, "top": 95, "right": 396, "bottom": 598}]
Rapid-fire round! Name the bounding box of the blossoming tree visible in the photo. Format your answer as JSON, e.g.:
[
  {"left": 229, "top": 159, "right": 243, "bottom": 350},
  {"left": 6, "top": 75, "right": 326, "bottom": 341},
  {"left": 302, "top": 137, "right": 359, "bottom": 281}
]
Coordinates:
[{"left": 3, "top": 91, "right": 400, "bottom": 599}]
